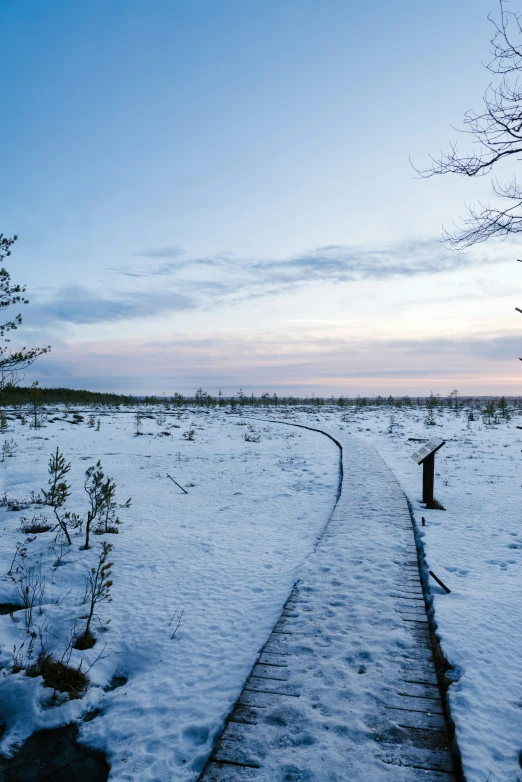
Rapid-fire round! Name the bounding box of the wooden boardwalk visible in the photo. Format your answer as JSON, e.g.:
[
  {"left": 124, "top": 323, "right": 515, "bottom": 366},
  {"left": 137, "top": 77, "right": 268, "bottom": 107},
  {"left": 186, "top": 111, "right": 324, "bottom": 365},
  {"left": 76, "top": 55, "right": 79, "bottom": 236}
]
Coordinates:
[{"left": 199, "top": 432, "right": 456, "bottom": 781}]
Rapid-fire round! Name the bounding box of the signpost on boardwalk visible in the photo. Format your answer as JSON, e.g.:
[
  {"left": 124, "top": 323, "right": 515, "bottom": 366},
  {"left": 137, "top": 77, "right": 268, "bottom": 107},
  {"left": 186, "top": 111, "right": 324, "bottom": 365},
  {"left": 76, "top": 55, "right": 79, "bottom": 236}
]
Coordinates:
[{"left": 411, "top": 437, "right": 445, "bottom": 506}]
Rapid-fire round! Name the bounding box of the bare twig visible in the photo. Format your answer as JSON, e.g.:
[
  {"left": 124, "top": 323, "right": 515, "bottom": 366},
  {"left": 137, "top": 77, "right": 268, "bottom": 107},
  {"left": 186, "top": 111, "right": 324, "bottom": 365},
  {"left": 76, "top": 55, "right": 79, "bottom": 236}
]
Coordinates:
[
  {"left": 166, "top": 473, "right": 188, "bottom": 494},
  {"left": 168, "top": 607, "right": 186, "bottom": 639}
]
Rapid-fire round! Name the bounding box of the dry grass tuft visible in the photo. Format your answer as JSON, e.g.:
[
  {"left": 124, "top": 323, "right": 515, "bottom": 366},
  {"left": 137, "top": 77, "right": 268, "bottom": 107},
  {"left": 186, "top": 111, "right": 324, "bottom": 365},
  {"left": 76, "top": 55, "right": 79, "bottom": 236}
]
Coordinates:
[{"left": 27, "top": 653, "right": 88, "bottom": 696}]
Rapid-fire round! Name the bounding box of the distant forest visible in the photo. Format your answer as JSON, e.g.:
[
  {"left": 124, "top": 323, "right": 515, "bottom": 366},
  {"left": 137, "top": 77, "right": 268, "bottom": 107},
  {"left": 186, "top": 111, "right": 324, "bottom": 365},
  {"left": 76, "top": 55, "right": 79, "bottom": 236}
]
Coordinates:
[{"left": 0, "top": 385, "right": 519, "bottom": 411}]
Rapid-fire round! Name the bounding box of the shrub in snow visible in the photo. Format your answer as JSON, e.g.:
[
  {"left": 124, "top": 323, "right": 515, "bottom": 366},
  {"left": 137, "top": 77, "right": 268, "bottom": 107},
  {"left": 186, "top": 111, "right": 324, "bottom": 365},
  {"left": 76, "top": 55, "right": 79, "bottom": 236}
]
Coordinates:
[
  {"left": 14, "top": 564, "right": 46, "bottom": 629},
  {"left": 94, "top": 474, "right": 131, "bottom": 536},
  {"left": 497, "top": 396, "right": 512, "bottom": 421},
  {"left": 183, "top": 428, "right": 195, "bottom": 441},
  {"left": 20, "top": 516, "right": 52, "bottom": 535},
  {"left": 83, "top": 462, "right": 130, "bottom": 548},
  {"left": 75, "top": 541, "right": 114, "bottom": 650},
  {"left": 424, "top": 408, "right": 437, "bottom": 426},
  {"left": 2, "top": 438, "right": 17, "bottom": 460},
  {"left": 482, "top": 400, "right": 499, "bottom": 426},
  {"left": 42, "top": 449, "right": 130, "bottom": 549},
  {"left": 27, "top": 649, "right": 88, "bottom": 699}
]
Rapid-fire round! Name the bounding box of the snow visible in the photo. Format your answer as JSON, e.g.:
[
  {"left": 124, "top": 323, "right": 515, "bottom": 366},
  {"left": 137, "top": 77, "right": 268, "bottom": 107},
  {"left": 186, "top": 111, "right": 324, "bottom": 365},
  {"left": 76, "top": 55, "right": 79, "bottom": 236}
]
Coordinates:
[
  {"left": 0, "top": 402, "right": 520, "bottom": 782},
  {"left": 0, "top": 411, "right": 338, "bottom": 779}
]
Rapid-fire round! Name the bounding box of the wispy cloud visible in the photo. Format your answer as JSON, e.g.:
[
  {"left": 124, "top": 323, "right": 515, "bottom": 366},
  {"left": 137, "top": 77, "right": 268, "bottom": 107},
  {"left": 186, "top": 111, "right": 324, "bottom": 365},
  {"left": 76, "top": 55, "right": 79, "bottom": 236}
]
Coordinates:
[
  {"left": 32, "top": 238, "right": 507, "bottom": 327},
  {"left": 136, "top": 246, "right": 186, "bottom": 259},
  {"left": 115, "top": 237, "right": 501, "bottom": 292},
  {"left": 27, "top": 285, "right": 197, "bottom": 325}
]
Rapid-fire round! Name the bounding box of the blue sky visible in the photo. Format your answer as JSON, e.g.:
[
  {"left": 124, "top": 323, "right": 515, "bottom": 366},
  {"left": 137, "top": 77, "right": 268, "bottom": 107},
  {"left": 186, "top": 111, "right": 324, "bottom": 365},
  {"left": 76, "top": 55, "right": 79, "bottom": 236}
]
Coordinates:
[{"left": 1, "top": 0, "right": 520, "bottom": 395}]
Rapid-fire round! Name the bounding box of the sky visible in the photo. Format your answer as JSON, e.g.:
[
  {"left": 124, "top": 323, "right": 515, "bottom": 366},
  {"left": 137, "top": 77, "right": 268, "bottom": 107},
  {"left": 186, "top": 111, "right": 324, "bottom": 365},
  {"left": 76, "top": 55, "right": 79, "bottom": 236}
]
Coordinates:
[{"left": 1, "top": 0, "right": 521, "bottom": 396}]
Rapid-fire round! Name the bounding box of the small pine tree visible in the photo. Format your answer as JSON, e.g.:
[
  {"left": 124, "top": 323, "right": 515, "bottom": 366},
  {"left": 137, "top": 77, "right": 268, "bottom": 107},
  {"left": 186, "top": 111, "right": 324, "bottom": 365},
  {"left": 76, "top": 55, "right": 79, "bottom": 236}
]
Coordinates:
[
  {"left": 424, "top": 408, "right": 436, "bottom": 426},
  {"left": 498, "top": 396, "right": 511, "bottom": 420},
  {"left": 483, "top": 399, "right": 497, "bottom": 425},
  {"left": 75, "top": 541, "right": 114, "bottom": 649},
  {"left": 42, "top": 448, "right": 74, "bottom": 545},
  {"left": 29, "top": 381, "right": 42, "bottom": 428}
]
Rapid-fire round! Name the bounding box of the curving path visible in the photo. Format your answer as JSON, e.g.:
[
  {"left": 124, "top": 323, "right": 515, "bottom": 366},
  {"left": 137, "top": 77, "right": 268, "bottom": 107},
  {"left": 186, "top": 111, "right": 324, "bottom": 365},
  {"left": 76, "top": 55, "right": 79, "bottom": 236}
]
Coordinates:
[{"left": 199, "top": 430, "right": 457, "bottom": 781}]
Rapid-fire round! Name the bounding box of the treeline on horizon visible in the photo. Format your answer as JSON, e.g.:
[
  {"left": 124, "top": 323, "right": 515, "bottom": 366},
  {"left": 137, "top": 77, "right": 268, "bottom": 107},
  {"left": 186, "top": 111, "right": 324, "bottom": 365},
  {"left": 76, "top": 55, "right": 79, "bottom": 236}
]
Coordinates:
[{"left": 0, "top": 385, "right": 520, "bottom": 410}]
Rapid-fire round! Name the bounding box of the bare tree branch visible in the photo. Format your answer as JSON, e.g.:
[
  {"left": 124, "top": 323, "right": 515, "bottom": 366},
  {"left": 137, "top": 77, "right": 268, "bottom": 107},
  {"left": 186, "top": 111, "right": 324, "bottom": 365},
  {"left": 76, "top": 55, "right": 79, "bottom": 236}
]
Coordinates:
[{"left": 414, "top": 1, "right": 522, "bottom": 248}]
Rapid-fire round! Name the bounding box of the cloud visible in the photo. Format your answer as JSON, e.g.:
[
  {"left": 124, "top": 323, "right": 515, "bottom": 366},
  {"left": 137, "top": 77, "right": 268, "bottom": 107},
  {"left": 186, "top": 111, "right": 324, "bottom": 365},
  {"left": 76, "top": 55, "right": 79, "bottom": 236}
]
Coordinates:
[
  {"left": 248, "top": 239, "right": 500, "bottom": 284},
  {"left": 32, "top": 237, "right": 508, "bottom": 328},
  {"left": 136, "top": 246, "right": 186, "bottom": 259},
  {"left": 27, "top": 285, "right": 197, "bottom": 325},
  {"left": 113, "top": 237, "right": 502, "bottom": 298}
]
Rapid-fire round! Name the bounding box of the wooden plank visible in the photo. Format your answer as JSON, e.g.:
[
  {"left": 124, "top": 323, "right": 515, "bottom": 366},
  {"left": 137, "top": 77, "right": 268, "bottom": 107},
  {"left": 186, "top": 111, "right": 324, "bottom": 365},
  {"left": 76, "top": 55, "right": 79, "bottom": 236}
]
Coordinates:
[
  {"left": 397, "top": 607, "right": 428, "bottom": 617},
  {"left": 251, "top": 664, "right": 288, "bottom": 681},
  {"left": 221, "top": 722, "right": 262, "bottom": 743},
  {"left": 257, "top": 652, "right": 288, "bottom": 667},
  {"left": 202, "top": 763, "right": 259, "bottom": 781},
  {"left": 396, "top": 583, "right": 424, "bottom": 593},
  {"left": 397, "top": 682, "right": 442, "bottom": 699},
  {"left": 262, "top": 637, "right": 292, "bottom": 654},
  {"left": 386, "top": 694, "right": 444, "bottom": 714},
  {"left": 397, "top": 601, "right": 427, "bottom": 608},
  {"left": 246, "top": 677, "right": 299, "bottom": 696},
  {"left": 397, "top": 601, "right": 427, "bottom": 610},
  {"left": 401, "top": 726, "right": 450, "bottom": 752},
  {"left": 385, "top": 707, "right": 446, "bottom": 730},
  {"left": 211, "top": 738, "right": 261, "bottom": 768},
  {"left": 377, "top": 744, "right": 453, "bottom": 773},
  {"left": 239, "top": 690, "right": 292, "bottom": 707},
  {"left": 400, "top": 669, "right": 439, "bottom": 686},
  {"left": 392, "top": 596, "right": 425, "bottom": 604},
  {"left": 406, "top": 623, "right": 432, "bottom": 642}
]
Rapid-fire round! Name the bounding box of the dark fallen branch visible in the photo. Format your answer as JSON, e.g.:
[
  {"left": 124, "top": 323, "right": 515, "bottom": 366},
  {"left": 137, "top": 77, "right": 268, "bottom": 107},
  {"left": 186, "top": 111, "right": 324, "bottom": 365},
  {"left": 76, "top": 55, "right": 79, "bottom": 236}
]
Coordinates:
[
  {"left": 429, "top": 570, "right": 451, "bottom": 594},
  {"left": 166, "top": 473, "right": 188, "bottom": 494}
]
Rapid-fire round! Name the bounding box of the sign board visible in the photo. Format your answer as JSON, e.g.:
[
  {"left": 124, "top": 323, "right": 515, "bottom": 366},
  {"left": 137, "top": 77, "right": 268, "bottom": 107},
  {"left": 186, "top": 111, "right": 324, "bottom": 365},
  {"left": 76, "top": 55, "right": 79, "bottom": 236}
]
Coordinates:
[{"left": 411, "top": 437, "right": 445, "bottom": 465}]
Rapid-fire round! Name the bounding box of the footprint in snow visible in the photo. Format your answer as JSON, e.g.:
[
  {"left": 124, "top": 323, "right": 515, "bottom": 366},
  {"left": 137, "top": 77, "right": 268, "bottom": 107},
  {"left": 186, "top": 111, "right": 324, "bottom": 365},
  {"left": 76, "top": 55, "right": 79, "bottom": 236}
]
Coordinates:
[
  {"left": 182, "top": 726, "right": 209, "bottom": 747},
  {"left": 486, "top": 559, "right": 508, "bottom": 569}
]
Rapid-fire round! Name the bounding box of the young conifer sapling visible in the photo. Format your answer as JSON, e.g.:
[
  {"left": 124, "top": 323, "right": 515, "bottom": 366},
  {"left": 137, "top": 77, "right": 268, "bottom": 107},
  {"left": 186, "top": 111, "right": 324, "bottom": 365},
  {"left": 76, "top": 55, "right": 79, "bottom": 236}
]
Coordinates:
[
  {"left": 75, "top": 541, "right": 114, "bottom": 649},
  {"left": 42, "top": 448, "right": 74, "bottom": 545}
]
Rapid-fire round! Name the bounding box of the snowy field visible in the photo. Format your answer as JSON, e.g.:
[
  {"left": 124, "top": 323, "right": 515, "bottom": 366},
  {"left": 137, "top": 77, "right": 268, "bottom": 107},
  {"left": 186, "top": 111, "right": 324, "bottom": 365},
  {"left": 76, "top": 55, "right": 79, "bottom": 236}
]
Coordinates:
[
  {"left": 0, "top": 410, "right": 338, "bottom": 780},
  {"left": 0, "top": 403, "right": 520, "bottom": 782}
]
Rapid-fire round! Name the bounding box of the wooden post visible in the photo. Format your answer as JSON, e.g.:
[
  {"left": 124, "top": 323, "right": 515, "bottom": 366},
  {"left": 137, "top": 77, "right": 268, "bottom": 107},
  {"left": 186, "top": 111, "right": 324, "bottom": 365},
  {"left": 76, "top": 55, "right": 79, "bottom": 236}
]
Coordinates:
[
  {"left": 411, "top": 437, "right": 445, "bottom": 508},
  {"left": 422, "top": 453, "right": 435, "bottom": 505}
]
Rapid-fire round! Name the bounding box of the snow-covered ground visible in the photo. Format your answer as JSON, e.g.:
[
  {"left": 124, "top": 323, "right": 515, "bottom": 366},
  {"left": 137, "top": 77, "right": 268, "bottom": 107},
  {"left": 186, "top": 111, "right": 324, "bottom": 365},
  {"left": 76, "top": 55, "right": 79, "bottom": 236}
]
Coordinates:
[
  {"left": 0, "top": 410, "right": 338, "bottom": 780},
  {"left": 0, "top": 403, "right": 519, "bottom": 782}
]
